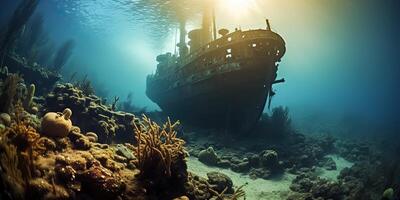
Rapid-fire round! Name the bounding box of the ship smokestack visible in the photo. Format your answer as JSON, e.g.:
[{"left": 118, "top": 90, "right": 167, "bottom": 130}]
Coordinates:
[
  {"left": 178, "top": 18, "right": 188, "bottom": 57},
  {"left": 202, "top": 0, "right": 214, "bottom": 44}
]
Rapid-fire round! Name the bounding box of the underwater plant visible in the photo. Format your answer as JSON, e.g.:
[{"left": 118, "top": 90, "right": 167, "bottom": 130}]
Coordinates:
[
  {"left": 253, "top": 106, "right": 292, "bottom": 139},
  {"left": 111, "top": 96, "right": 120, "bottom": 111},
  {"left": 52, "top": 39, "right": 75, "bottom": 71},
  {"left": 0, "top": 73, "right": 22, "bottom": 113},
  {"left": 15, "top": 14, "right": 49, "bottom": 65},
  {"left": 73, "top": 74, "right": 94, "bottom": 96},
  {"left": 270, "top": 106, "right": 292, "bottom": 134},
  {"left": 0, "top": 0, "right": 39, "bottom": 66}
]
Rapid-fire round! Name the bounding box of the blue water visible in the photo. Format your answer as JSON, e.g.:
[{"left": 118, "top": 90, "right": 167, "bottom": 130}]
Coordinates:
[{"left": 1, "top": 0, "right": 399, "bottom": 136}]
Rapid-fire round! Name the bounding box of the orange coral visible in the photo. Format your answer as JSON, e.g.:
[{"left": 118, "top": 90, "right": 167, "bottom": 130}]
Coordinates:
[{"left": 133, "top": 115, "right": 186, "bottom": 178}]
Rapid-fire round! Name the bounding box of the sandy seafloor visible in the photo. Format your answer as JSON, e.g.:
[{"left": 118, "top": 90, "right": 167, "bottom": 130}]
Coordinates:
[{"left": 187, "top": 154, "right": 353, "bottom": 200}]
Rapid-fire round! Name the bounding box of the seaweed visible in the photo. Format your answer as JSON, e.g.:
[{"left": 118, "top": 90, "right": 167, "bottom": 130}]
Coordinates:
[
  {"left": 15, "top": 14, "right": 49, "bottom": 65},
  {"left": 111, "top": 96, "right": 120, "bottom": 111},
  {"left": 253, "top": 106, "right": 292, "bottom": 139},
  {"left": 0, "top": 73, "right": 22, "bottom": 113},
  {"left": 52, "top": 39, "right": 75, "bottom": 71},
  {"left": 0, "top": 0, "right": 39, "bottom": 66},
  {"left": 270, "top": 106, "right": 292, "bottom": 134},
  {"left": 73, "top": 74, "right": 94, "bottom": 96}
]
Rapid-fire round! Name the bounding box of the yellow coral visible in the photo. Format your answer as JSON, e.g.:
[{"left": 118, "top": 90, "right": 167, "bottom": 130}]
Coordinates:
[
  {"left": 133, "top": 115, "right": 185, "bottom": 177},
  {"left": 0, "top": 130, "right": 26, "bottom": 200}
]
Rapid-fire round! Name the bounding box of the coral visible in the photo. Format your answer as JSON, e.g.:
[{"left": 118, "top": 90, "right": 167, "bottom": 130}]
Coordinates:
[
  {"left": 0, "top": 73, "right": 22, "bottom": 113},
  {"left": 23, "top": 83, "right": 36, "bottom": 112},
  {"left": 44, "top": 83, "right": 136, "bottom": 143},
  {"left": 80, "top": 165, "right": 126, "bottom": 199},
  {"left": 0, "top": 139, "right": 26, "bottom": 200},
  {"left": 85, "top": 132, "right": 98, "bottom": 143},
  {"left": 133, "top": 115, "right": 188, "bottom": 198},
  {"left": 198, "top": 146, "right": 219, "bottom": 166},
  {"left": 41, "top": 108, "right": 72, "bottom": 138},
  {"left": 0, "top": 105, "right": 40, "bottom": 200},
  {"left": 111, "top": 96, "right": 120, "bottom": 111},
  {"left": 134, "top": 115, "right": 185, "bottom": 177},
  {"left": 74, "top": 74, "right": 94, "bottom": 96}
]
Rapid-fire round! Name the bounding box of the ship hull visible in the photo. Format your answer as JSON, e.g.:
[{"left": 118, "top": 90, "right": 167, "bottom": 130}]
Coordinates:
[{"left": 147, "top": 59, "right": 277, "bottom": 133}]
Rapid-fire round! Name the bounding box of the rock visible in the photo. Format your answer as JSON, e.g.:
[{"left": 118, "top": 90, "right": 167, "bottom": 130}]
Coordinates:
[
  {"left": 41, "top": 108, "right": 73, "bottom": 137},
  {"left": 259, "top": 149, "right": 280, "bottom": 171},
  {"left": 206, "top": 171, "right": 234, "bottom": 194},
  {"left": 231, "top": 161, "right": 250, "bottom": 173},
  {"left": 247, "top": 154, "right": 260, "bottom": 168},
  {"left": 249, "top": 168, "right": 271, "bottom": 179},
  {"left": 116, "top": 144, "right": 135, "bottom": 160},
  {"left": 216, "top": 159, "right": 231, "bottom": 168},
  {"left": 198, "top": 146, "right": 219, "bottom": 166},
  {"left": 0, "top": 113, "right": 11, "bottom": 126},
  {"left": 382, "top": 188, "right": 394, "bottom": 200}
]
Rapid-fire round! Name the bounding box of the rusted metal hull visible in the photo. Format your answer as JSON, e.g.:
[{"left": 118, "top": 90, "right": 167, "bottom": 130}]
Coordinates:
[
  {"left": 147, "top": 59, "right": 277, "bottom": 133},
  {"left": 147, "top": 29, "right": 286, "bottom": 133}
]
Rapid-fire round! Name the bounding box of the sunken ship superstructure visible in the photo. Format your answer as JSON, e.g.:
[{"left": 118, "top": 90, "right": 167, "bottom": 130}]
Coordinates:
[{"left": 146, "top": 7, "right": 286, "bottom": 133}]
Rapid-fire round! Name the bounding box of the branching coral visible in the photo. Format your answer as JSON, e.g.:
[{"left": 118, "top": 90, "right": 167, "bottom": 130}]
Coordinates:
[
  {"left": 0, "top": 105, "right": 37, "bottom": 200},
  {"left": 7, "top": 104, "right": 40, "bottom": 151},
  {"left": 0, "top": 136, "right": 25, "bottom": 200},
  {"left": 0, "top": 73, "right": 22, "bottom": 113},
  {"left": 133, "top": 115, "right": 186, "bottom": 179}
]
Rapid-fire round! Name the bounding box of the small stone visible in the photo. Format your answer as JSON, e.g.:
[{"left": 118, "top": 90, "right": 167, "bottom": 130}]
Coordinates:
[
  {"left": 116, "top": 144, "right": 135, "bottom": 160},
  {"left": 198, "top": 146, "right": 219, "bottom": 166},
  {"left": 207, "top": 171, "right": 234, "bottom": 194},
  {"left": 0, "top": 113, "right": 11, "bottom": 126},
  {"left": 231, "top": 161, "right": 250, "bottom": 173},
  {"left": 216, "top": 159, "right": 231, "bottom": 168}
]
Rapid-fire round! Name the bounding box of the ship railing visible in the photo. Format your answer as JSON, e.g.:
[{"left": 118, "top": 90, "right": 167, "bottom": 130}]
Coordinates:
[{"left": 180, "top": 30, "right": 283, "bottom": 67}]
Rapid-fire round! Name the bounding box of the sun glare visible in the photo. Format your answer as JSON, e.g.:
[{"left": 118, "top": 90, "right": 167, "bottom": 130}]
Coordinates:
[{"left": 218, "top": 0, "right": 256, "bottom": 17}]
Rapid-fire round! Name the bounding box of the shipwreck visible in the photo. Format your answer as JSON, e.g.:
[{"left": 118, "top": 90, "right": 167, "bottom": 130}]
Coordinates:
[{"left": 146, "top": 5, "right": 286, "bottom": 133}]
